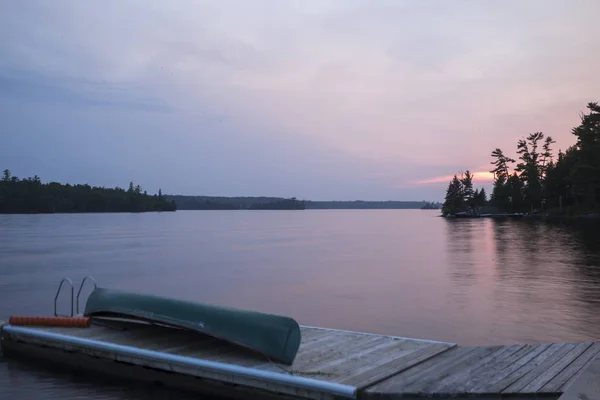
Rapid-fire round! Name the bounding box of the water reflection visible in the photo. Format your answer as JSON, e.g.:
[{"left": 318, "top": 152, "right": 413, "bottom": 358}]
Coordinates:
[
  {"left": 1, "top": 211, "right": 600, "bottom": 399},
  {"left": 444, "top": 219, "right": 477, "bottom": 286},
  {"left": 0, "top": 359, "right": 212, "bottom": 400},
  {"left": 442, "top": 218, "right": 600, "bottom": 345}
]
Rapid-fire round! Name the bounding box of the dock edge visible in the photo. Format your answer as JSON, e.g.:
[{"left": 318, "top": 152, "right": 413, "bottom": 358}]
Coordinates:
[{"left": 1, "top": 324, "right": 358, "bottom": 399}]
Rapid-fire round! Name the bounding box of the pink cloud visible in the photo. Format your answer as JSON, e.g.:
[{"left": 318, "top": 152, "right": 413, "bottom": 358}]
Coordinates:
[{"left": 414, "top": 171, "right": 495, "bottom": 185}]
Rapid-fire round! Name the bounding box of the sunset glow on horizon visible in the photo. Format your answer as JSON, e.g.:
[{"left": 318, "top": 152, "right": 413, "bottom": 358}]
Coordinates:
[{"left": 415, "top": 171, "right": 496, "bottom": 185}]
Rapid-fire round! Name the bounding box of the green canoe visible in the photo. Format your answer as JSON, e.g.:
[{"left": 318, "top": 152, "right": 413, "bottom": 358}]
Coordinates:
[{"left": 83, "top": 287, "right": 301, "bottom": 365}]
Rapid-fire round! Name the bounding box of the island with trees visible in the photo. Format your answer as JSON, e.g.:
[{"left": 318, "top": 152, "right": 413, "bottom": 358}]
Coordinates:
[
  {"left": 442, "top": 101, "right": 600, "bottom": 219},
  {"left": 0, "top": 170, "right": 176, "bottom": 214}
]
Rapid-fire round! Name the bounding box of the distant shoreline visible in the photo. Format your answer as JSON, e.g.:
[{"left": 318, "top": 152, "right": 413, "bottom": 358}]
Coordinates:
[
  {"left": 0, "top": 169, "right": 443, "bottom": 214},
  {"left": 166, "top": 196, "right": 442, "bottom": 211}
]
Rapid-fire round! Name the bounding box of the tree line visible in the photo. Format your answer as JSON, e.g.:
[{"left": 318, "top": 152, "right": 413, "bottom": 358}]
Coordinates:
[
  {"left": 420, "top": 201, "right": 442, "bottom": 210},
  {"left": 167, "top": 195, "right": 304, "bottom": 210},
  {"left": 443, "top": 101, "right": 600, "bottom": 216},
  {"left": 0, "top": 170, "right": 176, "bottom": 214},
  {"left": 306, "top": 200, "right": 438, "bottom": 209},
  {"left": 249, "top": 198, "right": 305, "bottom": 210},
  {"left": 169, "top": 196, "right": 438, "bottom": 210}
]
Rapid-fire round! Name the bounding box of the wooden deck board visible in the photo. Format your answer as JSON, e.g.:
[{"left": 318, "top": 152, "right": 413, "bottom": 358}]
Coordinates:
[
  {"left": 541, "top": 342, "right": 600, "bottom": 393},
  {"left": 322, "top": 338, "right": 441, "bottom": 381},
  {"left": 2, "top": 320, "right": 454, "bottom": 399},
  {"left": 275, "top": 334, "right": 381, "bottom": 371},
  {"left": 6, "top": 320, "right": 598, "bottom": 400},
  {"left": 422, "top": 344, "right": 526, "bottom": 394},
  {"left": 501, "top": 343, "right": 574, "bottom": 394},
  {"left": 459, "top": 344, "right": 542, "bottom": 393},
  {"left": 558, "top": 356, "right": 600, "bottom": 400},
  {"left": 363, "top": 346, "right": 488, "bottom": 396},
  {"left": 560, "top": 343, "right": 600, "bottom": 393},
  {"left": 466, "top": 343, "right": 554, "bottom": 394},
  {"left": 294, "top": 331, "right": 373, "bottom": 355},
  {"left": 484, "top": 342, "right": 566, "bottom": 393},
  {"left": 397, "top": 346, "right": 503, "bottom": 395},
  {"left": 255, "top": 332, "right": 455, "bottom": 387},
  {"left": 341, "top": 342, "right": 454, "bottom": 390},
  {"left": 312, "top": 337, "right": 401, "bottom": 374},
  {"left": 363, "top": 341, "right": 600, "bottom": 399},
  {"left": 517, "top": 342, "right": 592, "bottom": 394}
]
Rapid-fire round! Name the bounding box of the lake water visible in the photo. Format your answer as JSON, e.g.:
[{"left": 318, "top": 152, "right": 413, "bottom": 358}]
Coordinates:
[{"left": 1, "top": 210, "right": 600, "bottom": 399}]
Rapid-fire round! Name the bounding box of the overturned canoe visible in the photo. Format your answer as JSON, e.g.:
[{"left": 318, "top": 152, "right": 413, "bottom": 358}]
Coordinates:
[{"left": 83, "top": 287, "right": 301, "bottom": 364}]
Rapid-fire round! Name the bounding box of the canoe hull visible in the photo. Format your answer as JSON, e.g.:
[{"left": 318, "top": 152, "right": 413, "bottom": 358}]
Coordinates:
[{"left": 83, "top": 287, "right": 301, "bottom": 364}]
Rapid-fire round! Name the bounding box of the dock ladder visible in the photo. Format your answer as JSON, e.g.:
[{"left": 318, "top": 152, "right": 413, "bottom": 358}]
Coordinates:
[{"left": 54, "top": 276, "right": 98, "bottom": 317}]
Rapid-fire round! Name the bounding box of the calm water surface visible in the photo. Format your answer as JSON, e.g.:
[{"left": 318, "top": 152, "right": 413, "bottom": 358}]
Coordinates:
[{"left": 1, "top": 210, "right": 600, "bottom": 398}]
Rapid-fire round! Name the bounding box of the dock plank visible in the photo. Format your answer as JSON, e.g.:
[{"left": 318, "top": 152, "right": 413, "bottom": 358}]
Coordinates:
[
  {"left": 423, "top": 344, "right": 526, "bottom": 395},
  {"left": 310, "top": 337, "right": 401, "bottom": 374},
  {"left": 364, "top": 346, "right": 493, "bottom": 398},
  {"left": 560, "top": 343, "right": 600, "bottom": 392},
  {"left": 484, "top": 342, "right": 565, "bottom": 393},
  {"left": 295, "top": 331, "right": 374, "bottom": 356},
  {"left": 459, "top": 344, "right": 541, "bottom": 393},
  {"left": 283, "top": 334, "right": 382, "bottom": 371},
  {"left": 252, "top": 334, "right": 387, "bottom": 373},
  {"left": 502, "top": 343, "right": 578, "bottom": 393},
  {"left": 400, "top": 346, "right": 504, "bottom": 395},
  {"left": 360, "top": 339, "right": 600, "bottom": 399},
  {"left": 323, "top": 339, "right": 447, "bottom": 381},
  {"left": 340, "top": 342, "right": 454, "bottom": 390},
  {"left": 541, "top": 343, "right": 600, "bottom": 393},
  {"left": 518, "top": 342, "right": 592, "bottom": 393},
  {"left": 464, "top": 343, "right": 553, "bottom": 394},
  {"left": 558, "top": 356, "right": 600, "bottom": 400}
]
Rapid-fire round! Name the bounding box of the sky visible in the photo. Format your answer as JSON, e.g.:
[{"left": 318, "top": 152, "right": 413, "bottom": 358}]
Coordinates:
[{"left": 1, "top": 0, "right": 599, "bottom": 201}]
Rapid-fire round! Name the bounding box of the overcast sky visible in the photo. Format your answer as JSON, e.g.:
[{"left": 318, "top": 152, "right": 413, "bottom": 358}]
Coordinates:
[{"left": 1, "top": 0, "right": 598, "bottom": 201}]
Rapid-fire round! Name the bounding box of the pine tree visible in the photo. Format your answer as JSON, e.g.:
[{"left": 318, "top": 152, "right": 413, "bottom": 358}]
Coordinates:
[
  {"left": 460, "top": 170, "right": 475, "bottom": 207},
  {"left": 479, "top": 187, "right": 487, "bottom": 205},
  {"left": 2, "top": 169, "right": 11, "bottom": 182},
  {"left": 473, "top": 187, "right": 487, "bottom": 207},
  {"left": 570, "top": 102, "right": 600, "bottom": 209},
  {"left": 490, "top": 149, "right": 515, "bottom": 211},
  {"left": 516, "top": 132, "right": 545, "bottom": 212},
  {"left": 442, "top": 175, "right": 465, "bottom": 215}
]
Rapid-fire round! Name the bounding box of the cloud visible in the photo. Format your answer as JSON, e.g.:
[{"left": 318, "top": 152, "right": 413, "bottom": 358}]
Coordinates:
[
  {"left": 1, "top": 0, "right": 599, "bottom": 200},
  {"left": 414, "top": 171, "right": 496, "bottom": 185},
  {"left": 0, "top": 68, "right": 174, "bottom": 112}
]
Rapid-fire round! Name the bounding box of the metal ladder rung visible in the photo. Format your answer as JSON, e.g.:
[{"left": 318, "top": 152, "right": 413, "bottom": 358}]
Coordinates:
[
  {"left": 54, "top": 278, "right": 74, "bottom": 317},
  {"left": 76, "top": 276, "right": 97, "bottom": 315}
]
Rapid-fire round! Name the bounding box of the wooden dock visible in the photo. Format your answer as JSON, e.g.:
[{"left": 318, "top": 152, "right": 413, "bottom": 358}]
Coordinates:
[{"left": 1, "top": 318, "right": 599, "bottom": 399}]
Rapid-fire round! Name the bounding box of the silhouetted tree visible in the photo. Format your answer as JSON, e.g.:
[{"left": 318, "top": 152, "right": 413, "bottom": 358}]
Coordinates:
[
  {"left": 480, "top": 101, "right": 599, "bottom": 215},
  {"left": 442, "top": 175, "right": 464, "bottom": 215},
  {"left": 490, "top": 148, "right": 515, "bottom": 211},
  {"left": 473, "top": 188, "right": 487, "bottom": 208},
  {"left": 460, "top": 170, "right": 475, "bottom": 207},
  {"left": 0, "top": 171, "right": 176, "bottom": 214}
]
